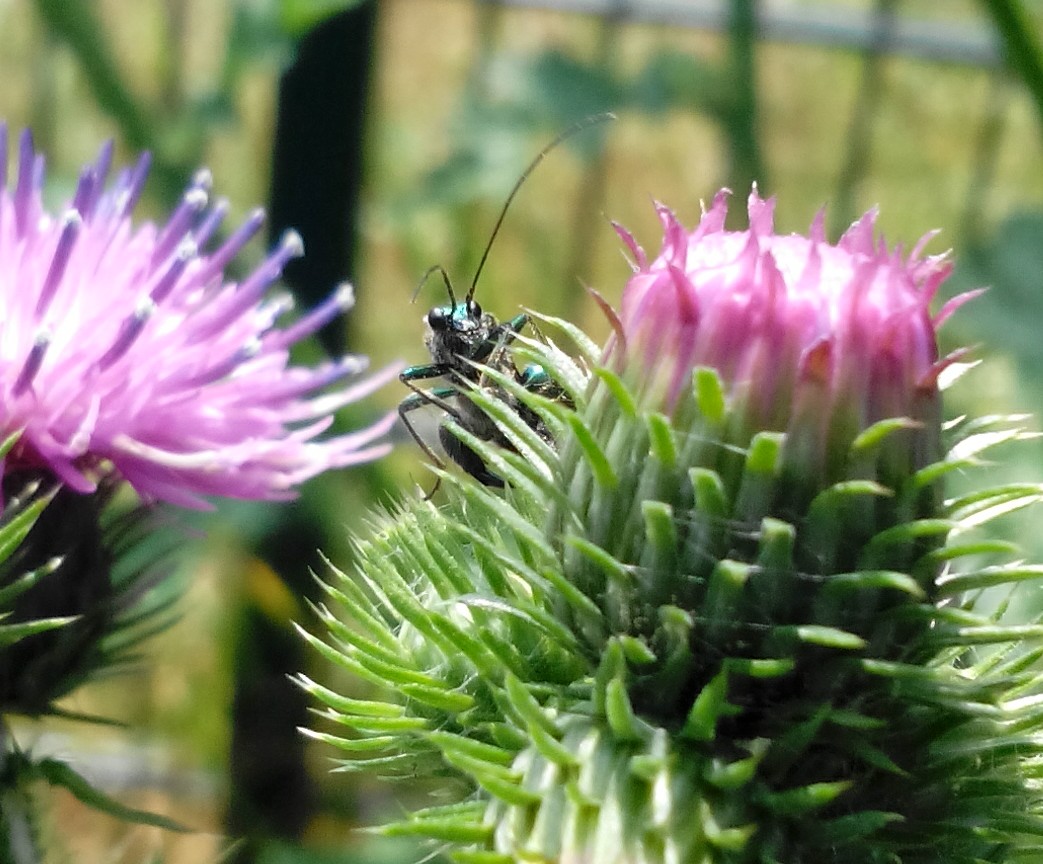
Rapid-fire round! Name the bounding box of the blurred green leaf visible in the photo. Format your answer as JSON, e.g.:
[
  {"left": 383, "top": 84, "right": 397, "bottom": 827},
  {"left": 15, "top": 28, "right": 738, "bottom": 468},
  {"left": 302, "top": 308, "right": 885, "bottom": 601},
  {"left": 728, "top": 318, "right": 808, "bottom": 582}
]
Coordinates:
[
  {"left": 254, "top": 836, "right": 432, "bottom": 864},
  {"left": 278, "top": 0, "right": 370, "bottom": 36},
  {"left": 35, "top": 756, "right": 189, "bottom": 831},
  {"left": 627, "top": 50, "right": 724, "bottom": 117},
  {"left": 227, "top": 0, "right": 296, "bottom": 72},
  {"left": 948, "top": 210, "right": 1043, "bottom": 391},
  {"left": 517, "top": 50, "right": 623, "bottom": 132},
  {"left": 981, "top": 0, "right": 1043, "bottom": 129},
  {"left": 32, "top": 0, "right": 154, "bottom": 149}
]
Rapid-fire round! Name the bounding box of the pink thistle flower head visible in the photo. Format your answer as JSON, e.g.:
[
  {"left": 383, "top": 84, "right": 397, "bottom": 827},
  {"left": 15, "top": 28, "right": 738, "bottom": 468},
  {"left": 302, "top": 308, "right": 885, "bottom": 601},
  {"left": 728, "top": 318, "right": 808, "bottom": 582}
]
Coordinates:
[
  {"left": 613, "top": 187, "right": 973, "bottom": 485},
  {"left": 0, "top": 127, "right": 398, "bottom": 508}
]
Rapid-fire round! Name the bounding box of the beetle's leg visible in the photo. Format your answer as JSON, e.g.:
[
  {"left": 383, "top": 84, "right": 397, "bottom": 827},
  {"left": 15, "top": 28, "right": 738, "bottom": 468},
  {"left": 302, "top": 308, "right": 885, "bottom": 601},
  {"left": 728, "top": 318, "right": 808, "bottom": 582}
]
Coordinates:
[
  {"left": 399, "top": 364, "right": 467, "bottom": 421},
  {"left": 398, "top": 383, "right": 462, "bottom": 500},
  {"left": 502, "top": 312, "right": 529, "bottom": 337},
  {"left": 400, "top": 361, "right": 451, "bottom": 385},
  {"left": 473, "top": 313, "right": 529, "bottom": 363},
  {"left": 398, "top": 388, "right": 451, "bottom": 467}
]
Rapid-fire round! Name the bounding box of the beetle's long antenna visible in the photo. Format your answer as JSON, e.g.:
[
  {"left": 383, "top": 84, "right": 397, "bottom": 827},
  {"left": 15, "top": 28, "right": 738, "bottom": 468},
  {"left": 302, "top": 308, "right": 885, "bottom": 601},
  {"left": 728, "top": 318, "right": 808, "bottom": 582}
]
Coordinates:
[
  {"left": 466, "top": 112, "right": 616, "bottom": 304},
  {"left": 413, "top": 263, "right": 457, "bottom": 306}
]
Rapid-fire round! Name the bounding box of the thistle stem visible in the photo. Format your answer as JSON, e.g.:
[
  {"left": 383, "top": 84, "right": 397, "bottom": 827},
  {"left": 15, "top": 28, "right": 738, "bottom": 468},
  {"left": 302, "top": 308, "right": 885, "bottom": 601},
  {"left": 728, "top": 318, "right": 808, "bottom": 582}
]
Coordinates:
[{"left": 0, "top": 718, "right": 39, "bottom": 864}]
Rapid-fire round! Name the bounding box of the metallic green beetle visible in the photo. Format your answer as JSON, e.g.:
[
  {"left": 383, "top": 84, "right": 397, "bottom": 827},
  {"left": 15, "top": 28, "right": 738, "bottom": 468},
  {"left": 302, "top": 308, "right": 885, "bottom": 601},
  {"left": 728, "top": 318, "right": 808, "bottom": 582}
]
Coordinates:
[{"left": 397, "top": 115, "right": 612, "bottom": 491}]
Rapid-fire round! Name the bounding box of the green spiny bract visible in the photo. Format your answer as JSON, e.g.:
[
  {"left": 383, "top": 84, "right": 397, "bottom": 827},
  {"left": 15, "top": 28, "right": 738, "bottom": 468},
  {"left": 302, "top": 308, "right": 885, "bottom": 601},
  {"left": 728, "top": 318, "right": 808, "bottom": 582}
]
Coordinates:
[
  {"left": 303, "top": 313, "right": 1043, "bottom": 863},
  {"left": 0, "top": 447, "right": 181, "bottom": 718}
]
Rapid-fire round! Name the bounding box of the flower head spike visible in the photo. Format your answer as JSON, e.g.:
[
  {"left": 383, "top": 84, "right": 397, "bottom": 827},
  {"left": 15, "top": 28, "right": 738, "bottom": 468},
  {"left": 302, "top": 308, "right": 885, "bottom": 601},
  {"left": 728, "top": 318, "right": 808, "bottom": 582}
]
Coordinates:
[
  {"left": 308, "top": 187, "right": 1043, "bottom": 864},
  {"left": 617, "top": 189, "right": 951, "bottom": 443},
  {"left": 0, "top": 127, "right": 398, "bottom": 509}
]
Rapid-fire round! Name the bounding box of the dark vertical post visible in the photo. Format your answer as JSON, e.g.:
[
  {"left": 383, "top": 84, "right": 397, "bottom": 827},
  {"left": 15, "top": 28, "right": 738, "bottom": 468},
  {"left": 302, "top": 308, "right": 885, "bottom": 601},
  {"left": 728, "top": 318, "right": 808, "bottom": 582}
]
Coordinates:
[
  {"left": 268, "top": 2, "right": 379, "bottom": 352},
  {"left": 225, "top": 3, "right": 379, "bottom": 859}
]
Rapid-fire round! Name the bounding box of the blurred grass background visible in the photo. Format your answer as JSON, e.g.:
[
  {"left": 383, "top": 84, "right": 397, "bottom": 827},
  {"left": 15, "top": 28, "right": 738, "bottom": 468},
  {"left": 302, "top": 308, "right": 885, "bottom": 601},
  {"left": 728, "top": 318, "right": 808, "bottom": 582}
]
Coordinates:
[{"left": 0, "top": 0, "right": 1041, "bottom": 861}]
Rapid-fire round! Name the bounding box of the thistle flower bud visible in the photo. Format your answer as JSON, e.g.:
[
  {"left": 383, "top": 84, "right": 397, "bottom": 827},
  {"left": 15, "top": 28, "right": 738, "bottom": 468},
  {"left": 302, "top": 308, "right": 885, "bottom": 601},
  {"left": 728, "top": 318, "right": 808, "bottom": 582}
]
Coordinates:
[
  {"left": 307, "top": 189, "right": 1043, "bottom": 863},
  {"left": 612, "top": 189, "right": 959, "bottom": 494}
]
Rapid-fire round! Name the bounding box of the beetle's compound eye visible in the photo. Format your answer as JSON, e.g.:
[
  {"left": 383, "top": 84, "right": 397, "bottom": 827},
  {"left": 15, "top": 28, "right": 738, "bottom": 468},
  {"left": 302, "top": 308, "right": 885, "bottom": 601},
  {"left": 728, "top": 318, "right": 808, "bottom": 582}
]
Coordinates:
[
  {"left": 467, "top": 300, "right": 482, "bottom": 318},
  {"left": 427, "top": 307, "right": 451, "bottom": 330}
]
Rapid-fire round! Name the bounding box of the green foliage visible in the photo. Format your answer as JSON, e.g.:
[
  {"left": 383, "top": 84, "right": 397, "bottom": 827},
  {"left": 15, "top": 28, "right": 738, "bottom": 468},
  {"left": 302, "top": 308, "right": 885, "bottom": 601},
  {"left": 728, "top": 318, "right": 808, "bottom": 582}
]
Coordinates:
[
  {"left": 399, "top": 44, "right": 723, "bottom": 218},
  {"left": 980, "top": 0, "right": 1043, "bottom": 128},
  {"left": 0, "top": 475, "right": 181, "bottom": 717},
  {"left": 32, "top": 755, "right": 188, "bottom": 832},
  {"left": 0, "top": 737, "right": 187, "bottom": 864},
  {"left": 277, "top": 0, "right": 371, "bottom": 36},
  {"left": 0, "top": 475, "right": 186, "bottom": 861},
  {"left": 949, "top": 211, "right": 1043, "bottom": 395}
]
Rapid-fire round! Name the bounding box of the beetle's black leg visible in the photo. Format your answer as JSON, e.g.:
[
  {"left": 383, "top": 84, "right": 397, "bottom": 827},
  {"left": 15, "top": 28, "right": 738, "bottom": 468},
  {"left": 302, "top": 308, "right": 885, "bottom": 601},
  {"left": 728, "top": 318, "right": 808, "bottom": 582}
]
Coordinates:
[
  {"left": 398, "top": 388, "right": 453, "bottom": 468},
  {"left": 398, "top": 384, "right": 463, "bottom": 500}
]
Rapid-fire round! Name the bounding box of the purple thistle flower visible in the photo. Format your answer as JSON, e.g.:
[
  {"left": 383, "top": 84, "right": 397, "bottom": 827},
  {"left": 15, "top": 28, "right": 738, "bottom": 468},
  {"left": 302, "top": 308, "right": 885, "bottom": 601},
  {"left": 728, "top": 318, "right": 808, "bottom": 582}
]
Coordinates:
[{"left": 0, "top": 127, "right": 398, "bottom": 508}]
